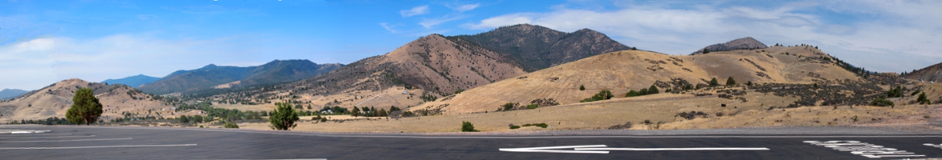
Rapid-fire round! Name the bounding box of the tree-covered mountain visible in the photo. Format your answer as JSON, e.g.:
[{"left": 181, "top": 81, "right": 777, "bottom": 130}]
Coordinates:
[
  {"left": 0, "top": 89, "right": 28, "bottom": 100},
  {"left": 102, "top": 74, "right": 161, "bottom": 88},
  {"left": 451, "top": 24, "right": 631, "bottom": 71},
  {"left": 138, "top": 60, "right": 342, "bottom": 94}
]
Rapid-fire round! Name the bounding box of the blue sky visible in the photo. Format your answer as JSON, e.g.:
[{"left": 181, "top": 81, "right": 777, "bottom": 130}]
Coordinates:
[{"left": 1, "top": 0, "right": 941, "bottom": 90}]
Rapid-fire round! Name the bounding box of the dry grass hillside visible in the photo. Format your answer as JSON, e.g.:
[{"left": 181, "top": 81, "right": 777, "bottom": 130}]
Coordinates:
[
  {"left": 205, "top": 34, "right": 527, "bottom": 111},
  {"left": 416, "top": 46, "right": 861, "bottom": 114},
  {"left": 0, "top": 79, "right": 173, "bottom": 122}
]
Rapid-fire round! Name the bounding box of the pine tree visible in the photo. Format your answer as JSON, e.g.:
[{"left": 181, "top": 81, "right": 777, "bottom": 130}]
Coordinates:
[
  {"left": 579, "top": 85, "right": 585, "bottom": 90},
  {"left": 726, "top": 77, "right": 736, "bottom": 86},
  {"left": 66, "top": 88, "right": 103, "bottom": 125},
  {"left": 703, "top": 48, "right": 710, "bottom": 54},
  {"left": 351, "top": 106, "right": 361, "bottom": 117},
  {"left": 648, "top": 85, "right": 659, "bottom": 94},
  {"left": 709, "top": 78, "right": 719, "bottom": 87},
  {"left": 269, "top": 102, "right": 299, "bottom": 130}
]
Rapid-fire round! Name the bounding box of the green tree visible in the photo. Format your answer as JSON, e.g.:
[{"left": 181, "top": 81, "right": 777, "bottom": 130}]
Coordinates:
[
  {"left": 918, "top": 92, "right": 930, "bottom": 104},
  {"left": 746, "top": 81, "right": 753, "bottom": 86},
  {"left": 631, "top": 47, "right": 637, "bottom": 50},
  {"left": 66, "top": 88, "right": 103, "bottom": 125},
  {"left": 193, "top": 115, "right": 203, "bottom": 123},
  {"left": 703, "top": 48, "right": 710, "bottom": 54},
  {"left": 351, "top": 106, "right": 361, "bottom": 117},
  {"left": 179, "top": 115, "right": 190, "bottom": 123},
  {"left": 579, "top": 85, "right": 585, "bottom": 90},
  {"left": 626, "top": 90, "right": 641, "bottom": 97},
  {"left": 461, "top": 121, "right": 477, "bottom": 132},
  {"left": 709, "top": 78, "right": 719, "bottom": 87},
  {"left": 726, "top": 77, "right": 736, "bottom": 86},
  {"left": 648, "top": 85, "right": 659, "bottom": 94},
  {"left": 269, "top": 102, "right": 300, "bottom": 130}
]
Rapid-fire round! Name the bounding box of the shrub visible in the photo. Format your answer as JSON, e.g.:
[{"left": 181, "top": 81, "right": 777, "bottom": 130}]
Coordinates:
[
  {"left": 912, "top": 90, "right": 922, "bottom": 96},
  {"left": 509, "top": 124, "right": 520, "bottom": 129},
  {"left": 502, "top": 103, "right": 516, "bottom": 111},
  {"left": 581, "top": 90, "right": 613, "bottom": 103},
  {"left": 726, "top": 77, "right": 736, "bottom": 86},
  {"left": 579, "top": 85, "right": 586, "bottom": 90},
  {"left": 709, "top": 78, "right": 719, "bottom": 87},
  {"left": 626, "top": 90, "right": 641, "bottom": 97},
  {"left": 526, "top": 104, "right": 539, "bottom": 109},
  {"left": 269, "top": 102, "right": 299, "bottom": 130},
  {"left": 461, "top": 121, "right": 477, "bottom": 132},
  {"left": 886, "top": 86, "right": 903, "bottom": 98},
  {"left": 918, "top": 92, "right": 930, "bottom": 104},
  {"left": 522, "top": 123, "right": 548, "bottom": 128},
  {"left": 648, "top": 85, "right": 659, "bottom": 94},
  {"left": 224, "top": 121, "right": 239, "bottom": 128},
  {"left": 870, "top": 98, "right": 894, "bottom": 107},
  {"left": 746, "top": 81, "right": 753, "bottom": 86}
]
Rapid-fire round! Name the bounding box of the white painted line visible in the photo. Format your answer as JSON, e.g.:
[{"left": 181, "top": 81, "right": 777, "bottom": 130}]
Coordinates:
[
  {"left": 8, "top": 130, "right": 51, "bottom": 134},
  {"left": 5, "top": 137, "right": 132, "bottom": 142},
  {"left": 316, "top": 134, "right": 942, "bottom": 139},
  {"left": 0, "top": 144, "right": 197, "bottom": 150},
  {"left": 500, "top": 145, "right": 610, "bottom": 154},
  {"left": 575, "top": 147, "right": 770, "bottom": 151},
  {"left": 499, "top": 145, "right": 769, "bottom": 154},
  {"left": 0, "top": 135, "right": 96, "bottom": 139}
]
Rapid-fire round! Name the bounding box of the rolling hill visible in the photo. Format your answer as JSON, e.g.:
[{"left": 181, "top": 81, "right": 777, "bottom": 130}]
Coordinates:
[
  {"left": 0, "top": 89, "right": 29, "bottom": 100},
  {"left": 691, "top": 37, "right": 768, "bottom": 55},
  {"left": 903, "top": 62, "right": 942, "bottom": 82},
  {"left": 416, "top": 42, "right": 861, "bottom": 114},
  {"left": 196, "top": 24, "right": 632, "bottom": 111},
  {"left": 0, "top": 79, "right": 172, "bottom": 122},
  {"left": 138, "top": 59, "right": 342, "bottom": 94},
  {"left": 102, "top": 74, "right": 161, "bottom": 88}
]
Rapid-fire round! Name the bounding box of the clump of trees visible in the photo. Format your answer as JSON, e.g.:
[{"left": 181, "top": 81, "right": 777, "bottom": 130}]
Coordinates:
[
  {"left": 886, "top": 86, "right": 904, "bottom": 98},
  {"left": 581, "top": 90, "right": 613, "bottom": 102},
  {"left": 917, "top": 92, "right": 931, "bottom": 104},
  {"left": 269, "top": 102, "right": 299, "bottom": 130},
  {"left": 67, "top": 88, "right": 103, "bottom": 125},
  {"left": 626, "top": 85, "right": 659, "bottom": 97}
]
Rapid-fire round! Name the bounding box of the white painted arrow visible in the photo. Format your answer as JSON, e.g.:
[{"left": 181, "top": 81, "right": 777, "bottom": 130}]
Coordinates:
[{"left": 499, "top": 145, "right": 770, "bottom": 154}]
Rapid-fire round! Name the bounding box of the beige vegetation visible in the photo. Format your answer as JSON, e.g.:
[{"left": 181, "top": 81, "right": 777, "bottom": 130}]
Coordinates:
[
  {"left": 0, "top": 79, "right": 173, "bottom": 122},
  {"left": 417, "top": 46, "right": 858, "bottom": 115}
]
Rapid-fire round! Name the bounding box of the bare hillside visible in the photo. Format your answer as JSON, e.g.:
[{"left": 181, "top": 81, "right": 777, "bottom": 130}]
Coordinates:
[
  {"left": 903, "top": 62, "right": 942, "bottom": 82},
  {"left": 0, "top": 79, "right": 172, "bottom": 122},
  {"left": 416, "top": 46, "right": 860, "bottom": 114},
  {"left": 204, "top": 34, "right": 527, "bottom": 111},
  {"left": 691, "top": 37, "right": 768, "bottom": 55}
]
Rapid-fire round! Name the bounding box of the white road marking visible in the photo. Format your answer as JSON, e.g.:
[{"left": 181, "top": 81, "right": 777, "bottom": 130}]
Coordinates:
[
  {"left": 9, "top": 130, "right": 51, "bottom": 134},
  {"left": 0, "top": 135, "right": 96, "bottom": 139},
  {"left": 926, "top": 143, "right": 942, "bottom": 149},
  {"left": 499, "top": 145, "right": 769, "bottom": 154},
  {"left": 4, "top": 137, "right": 132, "bottom": 142},
  {"left": 0, "top": 144, "right": 197, "bottom": 150},
  {"left": 805, "top": 140, "right": 924, "bottom": 158},
  {"left": 314, "top": 134, "right": 942, "bottom": 139},
  {"left": 575, "top": 147, "right": 770, "bottom": 151}
]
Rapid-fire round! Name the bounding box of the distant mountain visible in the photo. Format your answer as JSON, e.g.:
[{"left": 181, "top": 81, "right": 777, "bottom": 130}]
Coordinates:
[
  {"left": 102, "top": 74, "right": 161, "bottom": 88},
  {"left": 138, "top": 60, "right": 342, "bottom": 94},
  {"left": 451, "top": 24, "right": 631, "bottom": 71},
  {"left": 691, "top": 37, "right": 768, "bottom": 55},
  {"left": 903, "top": 62, "right": 942, "bottom": 82},
  {"left": 0, "top": 89, "right": 28, "bottom": 99}
]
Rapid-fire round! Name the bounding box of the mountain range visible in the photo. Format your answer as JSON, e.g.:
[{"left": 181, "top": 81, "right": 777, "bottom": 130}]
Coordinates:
[
  {"left": 102, "top": 74, "right": 161, "bottom": 88},
  {"left": 0, "top": 89, "right": 28, "bottom": 100},
  {"left": 198, "top": 24, "right": 631, "bottom": 110},
  {"left": 903, "top": 62, "right": 942, "bottom": 82},
  {"left": 137, "top": 59, "right": 342, "bottom": 94}
]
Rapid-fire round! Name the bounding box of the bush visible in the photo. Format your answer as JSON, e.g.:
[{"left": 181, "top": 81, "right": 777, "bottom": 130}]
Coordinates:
[
  {"left": 870, "top": 98, "right": 894, "bottom": 107},
  {"left": 522, "top": 123, "right": 548, "bottom": 128},
  {"left": 502, "top": 103, "right": 516, "bottom": 111},
  {"left": 581, "top": 90, "right": 613, "bottom": 102},
  {"left": 886, "top": 86, "right": 903, "bottom": 98},
  {"left": 509, "top": 124, "right": 520, "bottom": 129},
  {"left": 709, "top": 78, "right": 719, "bottom": 87},
  {"left": 746, "top": 81, "right": 753, "bottom": 86},
  {"left": 224, "top": 121, "right": 239, "bottom": 128},
  {"left": 526, "top": 104, "right": 539, "bottom": 109},
  {"left": 726, "top": 77, "right": 736, "bottom": 86},
  {"left": 462, "top": 121, "right": 477, "bottom": 132},
  {"left": 918, "top": 92, "right": 931, "bottom": 104},
  {"left": 648, "top": 85, "right": 659, "bottom": 94},
  {"left": 579, "top": 85, "right": 585, "bottom": 90},
  {"left": 269, "top": 102, "right": 299, "bottom": 130},
  {"left": 626, "top": 90, "right": 641, "bottom": 97}
]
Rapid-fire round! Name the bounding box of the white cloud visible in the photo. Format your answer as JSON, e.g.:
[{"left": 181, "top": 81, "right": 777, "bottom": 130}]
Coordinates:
[
  {"left": 400, "top": 5, "right": 430, "bottom": 17},
  {"left": 463, "top": 1, "right": 942, "bottom": 72},
  {"left": 454, "top": 3, "right": 480, "bottom": 12},
  {"left": 0, "top": 34, "right": 313, "bottom": 90},
  {"left": 379, "top": 23, "right": 399, "bottom": 33},
  {"left": 419, "top": 14, "right": 469, "bottom": 28}
]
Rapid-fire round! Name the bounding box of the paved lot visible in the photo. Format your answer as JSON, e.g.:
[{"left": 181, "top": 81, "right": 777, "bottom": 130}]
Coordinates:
[{"left": 1, "top": 125, "right": 941, "bottom": 159}]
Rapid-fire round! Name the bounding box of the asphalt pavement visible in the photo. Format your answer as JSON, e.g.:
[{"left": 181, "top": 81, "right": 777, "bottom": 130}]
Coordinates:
[{"left": 1, "top": 125, "right": 941, "bottom": 159}]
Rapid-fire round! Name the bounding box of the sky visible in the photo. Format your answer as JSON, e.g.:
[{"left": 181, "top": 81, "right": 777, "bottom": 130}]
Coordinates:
[{"left": 1, "top": 0, "right": 941, "bottom": 91}]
